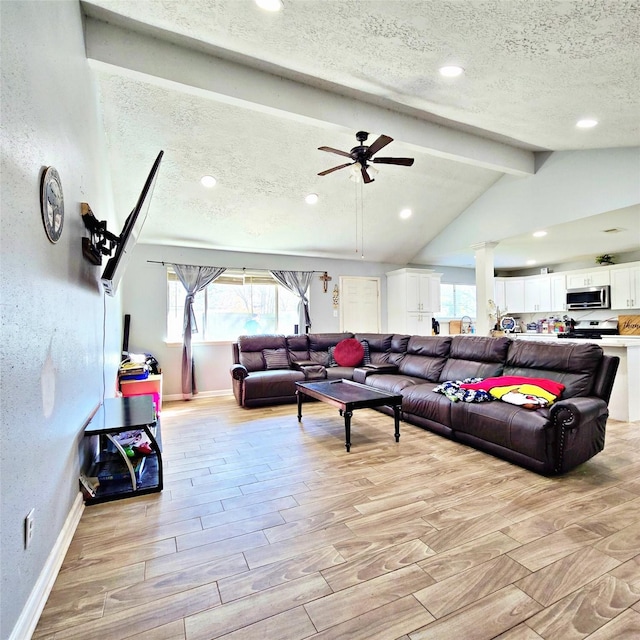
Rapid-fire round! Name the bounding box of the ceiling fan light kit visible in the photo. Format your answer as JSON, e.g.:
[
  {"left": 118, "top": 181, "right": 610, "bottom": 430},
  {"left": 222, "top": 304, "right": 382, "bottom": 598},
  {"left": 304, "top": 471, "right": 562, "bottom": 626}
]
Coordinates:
[{"left": 318, "top": 131, "right": 414, "bottom": 184}]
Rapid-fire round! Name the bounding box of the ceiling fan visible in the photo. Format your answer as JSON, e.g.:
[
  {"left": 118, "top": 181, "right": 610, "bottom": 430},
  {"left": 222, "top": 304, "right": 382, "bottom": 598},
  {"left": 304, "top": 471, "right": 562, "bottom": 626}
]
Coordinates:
[{"left": 318, "top": 131, "right": 414, "bottom": 184}]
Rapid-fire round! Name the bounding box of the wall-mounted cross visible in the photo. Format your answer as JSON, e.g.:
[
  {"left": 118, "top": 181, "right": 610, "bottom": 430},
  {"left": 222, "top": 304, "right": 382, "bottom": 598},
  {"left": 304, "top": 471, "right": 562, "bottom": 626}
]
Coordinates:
[{"left": 319, "top": 271, "right": 332, "bottom": 293}]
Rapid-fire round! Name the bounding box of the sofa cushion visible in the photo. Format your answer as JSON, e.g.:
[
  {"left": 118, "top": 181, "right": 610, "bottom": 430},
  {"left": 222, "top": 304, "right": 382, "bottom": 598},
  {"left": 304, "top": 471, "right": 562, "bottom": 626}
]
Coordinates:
[
  {"left": 308, "top": 333, "right": 354, "bottom": 367},
  {"left": 504, "top": 340, "right": 603, "bottom": 397},
  {"left": 326, "top": 366, "right": 356, "bottom": 381},
  {"left": 263, "top": 348, "right": 290, "bottom": 370},
  {"left": 402, "top": 382, "right": 454, "bottom": 425},
  {"left": 439, "top": 336, "right": 510, "bottom": 382},
  {"left": 308, "top": 333, "right": 354, "bottom": 351},
  {"left": 355, "top": 333, "right": 393, "bottom": 353},
  {"left": 238, "top": 335, "right": 287, "bottom": 372},
  {"left": 362, "top": 373, "right": 423, "bottom": 394},
  {"left": 398, "top": 336, "right": 452, "bottom": 382},
  {"left": 333, "top": 338, "right": 371, "bottom": 367},
  {"left": 243, "top": 369, "right": 305, "bottom": 403},
  {"left": 451, "top": 400, "right": 551, "bottom": 462},
  {"left": 361, "top": 339, "right": 371, "bottom": 365},
  {"left": 286, "top": 334, "right": 310, "bottom": 362}
]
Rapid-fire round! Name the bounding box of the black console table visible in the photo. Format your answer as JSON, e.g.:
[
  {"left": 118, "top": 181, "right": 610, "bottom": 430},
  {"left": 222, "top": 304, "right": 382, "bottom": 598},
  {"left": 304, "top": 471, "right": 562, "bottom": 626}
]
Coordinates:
[{"left": 83, "top": 395, "right": 163, "bottom": 504}]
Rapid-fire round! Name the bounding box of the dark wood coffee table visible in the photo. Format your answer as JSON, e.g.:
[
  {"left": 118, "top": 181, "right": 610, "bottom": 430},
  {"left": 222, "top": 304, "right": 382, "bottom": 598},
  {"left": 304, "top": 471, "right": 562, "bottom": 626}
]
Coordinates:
[{"left": 296, "top": 379, "right": 402, "bottom": 452}]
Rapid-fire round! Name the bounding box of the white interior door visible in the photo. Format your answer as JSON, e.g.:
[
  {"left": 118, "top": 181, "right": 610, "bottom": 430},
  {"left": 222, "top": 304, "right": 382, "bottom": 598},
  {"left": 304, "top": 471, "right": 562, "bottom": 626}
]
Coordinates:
[{"left": 339, "top": 276, "right": 381, "bottom": 333}]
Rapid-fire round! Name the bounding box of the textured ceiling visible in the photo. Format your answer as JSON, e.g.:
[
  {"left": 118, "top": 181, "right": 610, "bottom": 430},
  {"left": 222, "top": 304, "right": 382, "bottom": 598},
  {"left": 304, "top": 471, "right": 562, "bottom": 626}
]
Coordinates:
[{"left": 82, "top": 0, "right": 640, "bottom": 268}]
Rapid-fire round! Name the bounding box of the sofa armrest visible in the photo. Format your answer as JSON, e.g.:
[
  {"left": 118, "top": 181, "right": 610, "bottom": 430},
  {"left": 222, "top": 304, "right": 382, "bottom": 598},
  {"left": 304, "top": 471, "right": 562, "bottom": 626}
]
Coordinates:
[
  {"left": 353, "top": 363, "right": 398, "bottom": 384},
  {"left": 291, "top": 360, "right": 316, "bottom": 370},
  {"left": 293, "top": 362, "right": 327, "bottom": 380},
  {"left": 230, "top": 364, "right": 249, "bottom": 381},
  {"left": 549, "top": 396, "right": 609, "bottom": 474},
  {"left": 549, "top": 397, "right": 608, "bottom": 430},
  {"left": 364, "top": 363, "right": 399, "bottom": 372}
]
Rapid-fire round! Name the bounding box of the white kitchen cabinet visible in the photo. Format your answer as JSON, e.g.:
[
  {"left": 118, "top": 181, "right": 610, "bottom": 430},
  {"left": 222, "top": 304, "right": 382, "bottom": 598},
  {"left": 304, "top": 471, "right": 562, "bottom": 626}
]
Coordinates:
[
  {"left": 386, "top": 268, "right": 441, "bottom": 334},
  {"left": 404, "top": 271, "right": 440, "bottom": 312},
  {"left": 524, "top": 276, "right": 552, "bottom": 313},
  {"left": 504, "top": 278, "right": 525, "bottom": 313},
  {"left": 550, "top": 274, "right": 566, "bottom": 312},
  {"left": 611, "top": 265, "right": 640, "bottom": 309},
  {"left": 566, "top": 270, "right": 610, "bottom": 289},
  {"left": 405, "top": 312, "right": 434, "bottom": 336}
]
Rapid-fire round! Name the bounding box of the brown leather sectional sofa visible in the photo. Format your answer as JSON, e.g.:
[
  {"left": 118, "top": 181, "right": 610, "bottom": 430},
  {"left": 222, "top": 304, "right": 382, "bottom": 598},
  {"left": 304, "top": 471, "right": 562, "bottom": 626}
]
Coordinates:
[{"left": 230, "top": 332, "right": 619, "bottom": 474}]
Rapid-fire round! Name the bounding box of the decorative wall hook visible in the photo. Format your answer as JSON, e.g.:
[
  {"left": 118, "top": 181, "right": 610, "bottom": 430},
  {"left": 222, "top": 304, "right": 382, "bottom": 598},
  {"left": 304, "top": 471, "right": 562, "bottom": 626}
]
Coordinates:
[{"left": 319, "top": 271, "right": 332, "bottom": 293}]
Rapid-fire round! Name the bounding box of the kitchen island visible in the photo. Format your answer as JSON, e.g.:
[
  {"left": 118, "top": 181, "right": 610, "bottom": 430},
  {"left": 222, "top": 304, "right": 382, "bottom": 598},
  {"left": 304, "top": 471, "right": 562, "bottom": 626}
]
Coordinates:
[{"left": 515, "top": 334, "right": 640, "bottom": 422}]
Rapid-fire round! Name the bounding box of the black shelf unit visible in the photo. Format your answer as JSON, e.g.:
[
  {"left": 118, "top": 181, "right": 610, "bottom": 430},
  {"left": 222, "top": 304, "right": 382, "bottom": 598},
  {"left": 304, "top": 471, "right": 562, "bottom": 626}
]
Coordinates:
[{"left": 83, "top": 395, "right": 163, "bottom": 504}]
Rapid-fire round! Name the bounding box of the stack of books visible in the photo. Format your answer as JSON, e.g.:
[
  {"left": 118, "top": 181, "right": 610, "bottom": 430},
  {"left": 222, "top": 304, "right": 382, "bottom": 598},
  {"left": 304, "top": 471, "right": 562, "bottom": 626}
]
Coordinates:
[{"left": 119, "top": 361, "right": 149, "bottom": 381}]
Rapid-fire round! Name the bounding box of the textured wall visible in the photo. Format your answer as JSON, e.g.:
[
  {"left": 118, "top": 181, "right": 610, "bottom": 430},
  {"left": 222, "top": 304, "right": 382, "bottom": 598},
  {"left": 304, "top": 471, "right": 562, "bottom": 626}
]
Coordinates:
[
  {"left": 123, "top": 244, "right": 415, "bottom": 397},
  {"left": 0, "top": 2, "right": 120, "bottom": 637}
]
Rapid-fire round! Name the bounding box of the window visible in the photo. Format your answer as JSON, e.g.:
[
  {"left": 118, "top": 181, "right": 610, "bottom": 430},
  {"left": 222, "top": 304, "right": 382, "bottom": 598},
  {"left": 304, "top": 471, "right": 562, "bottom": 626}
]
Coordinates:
[
  {"left": 435, "top": 283, "right": 477, "bottom": 319},
  {"left": 167, "top": 269, "right": 301, "bottom": 342}
]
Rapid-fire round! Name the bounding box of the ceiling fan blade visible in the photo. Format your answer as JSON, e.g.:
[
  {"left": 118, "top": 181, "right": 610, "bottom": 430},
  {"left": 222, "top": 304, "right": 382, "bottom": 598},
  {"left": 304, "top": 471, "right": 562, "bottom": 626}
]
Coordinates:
[
  {"left": 318, "top": 162, "right": 353, "bottom": 176},
  {"left": 361, "top": 165, "right": 373, "bottom": 183},
  {"left": 318, "top": 146, "right": 352, "bottom": 159},
  {"left": 372, "top": 157, "right": 415, "bottom": 166},
  {"left": 367, "top": 134, "right": 393, "bottom": 157}
]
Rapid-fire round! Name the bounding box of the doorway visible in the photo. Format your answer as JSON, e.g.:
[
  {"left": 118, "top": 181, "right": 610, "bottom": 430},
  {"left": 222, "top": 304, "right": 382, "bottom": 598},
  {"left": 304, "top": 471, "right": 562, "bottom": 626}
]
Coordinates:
[{"left": 339, "top": 276, "right": 381, "bottom": 333}]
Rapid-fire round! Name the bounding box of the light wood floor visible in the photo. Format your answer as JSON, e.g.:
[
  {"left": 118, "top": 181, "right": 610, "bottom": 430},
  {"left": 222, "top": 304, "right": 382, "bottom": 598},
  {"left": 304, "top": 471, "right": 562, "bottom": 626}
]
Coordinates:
[{"left": 34, "top": 396, "right": 640, "bottom": 640}]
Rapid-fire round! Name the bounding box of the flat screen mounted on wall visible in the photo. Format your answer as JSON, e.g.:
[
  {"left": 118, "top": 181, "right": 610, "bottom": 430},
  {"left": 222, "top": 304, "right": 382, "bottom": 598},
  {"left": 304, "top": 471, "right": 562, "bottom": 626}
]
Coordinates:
[{"left": 101, "top": 150, "right": 164, "bottom": 296}]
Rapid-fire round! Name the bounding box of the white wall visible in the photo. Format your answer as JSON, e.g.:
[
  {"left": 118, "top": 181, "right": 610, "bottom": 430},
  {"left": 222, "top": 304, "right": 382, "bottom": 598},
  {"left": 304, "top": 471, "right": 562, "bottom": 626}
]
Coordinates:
[
  {"left": 0, "top": 3, "right": 120, "bottom": 637},
  {"left": 418, "top": 147, "right": 640, "bottom": 263},
  {"left": 122, "top": 244, "right": 415, "bottom": 397}
]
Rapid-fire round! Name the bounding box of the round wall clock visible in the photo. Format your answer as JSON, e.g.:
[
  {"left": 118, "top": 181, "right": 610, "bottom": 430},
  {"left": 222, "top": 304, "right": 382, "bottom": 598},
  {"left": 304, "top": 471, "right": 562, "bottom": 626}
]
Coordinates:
[{"left": 40, "top": 166, "right": 64, "bottom": 243}]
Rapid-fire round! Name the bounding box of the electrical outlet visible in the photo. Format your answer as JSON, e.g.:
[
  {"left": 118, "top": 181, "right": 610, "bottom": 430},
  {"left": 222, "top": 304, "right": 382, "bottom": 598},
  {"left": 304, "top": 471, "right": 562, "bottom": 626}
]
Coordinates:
[{"left": 25, "top": 509, "right": 35, "bottom": 549}]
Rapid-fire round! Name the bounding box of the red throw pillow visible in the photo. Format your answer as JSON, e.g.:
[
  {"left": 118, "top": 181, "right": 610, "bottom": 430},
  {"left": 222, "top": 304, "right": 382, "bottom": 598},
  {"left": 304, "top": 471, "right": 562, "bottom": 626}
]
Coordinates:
[{"left": 333, "top": 338, "right": 365, "bottom": 367}]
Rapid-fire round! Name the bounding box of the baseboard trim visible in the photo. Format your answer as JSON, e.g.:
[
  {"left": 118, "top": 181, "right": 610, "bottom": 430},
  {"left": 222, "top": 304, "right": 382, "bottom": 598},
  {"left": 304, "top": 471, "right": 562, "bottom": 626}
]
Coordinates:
[
  {"left": 10, "top": 492, "right": 84, "bottom": 640},
  {"left": 164, "top": 389, "right": 233, "bottom": 402}
]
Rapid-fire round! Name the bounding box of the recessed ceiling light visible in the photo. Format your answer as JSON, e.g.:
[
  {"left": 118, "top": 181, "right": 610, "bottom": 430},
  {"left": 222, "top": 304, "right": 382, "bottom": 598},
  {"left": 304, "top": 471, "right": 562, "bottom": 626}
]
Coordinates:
[
  {"left": 399, "top": 208, "right": 412, "bottom": 219},
  {"left": 255, "top": 0, "right": 283, "bottom": 11},
  {"left": 200, "top": 175, "right": 217, "bottom": 188},
  {"left": 439, "top": 65, "right": 464, "bottom": 78},
  {"left": 576, "top": 118, "right": 598, "bottom": 128},
  {"left": 526, "top": 259, "right": 537, "bottom": 265},
  {"left": 533, "top": 230, "right": 547, "bottom": 238},
  {"left": 305, "top": 193, "right": 318, "bottom": 204}
]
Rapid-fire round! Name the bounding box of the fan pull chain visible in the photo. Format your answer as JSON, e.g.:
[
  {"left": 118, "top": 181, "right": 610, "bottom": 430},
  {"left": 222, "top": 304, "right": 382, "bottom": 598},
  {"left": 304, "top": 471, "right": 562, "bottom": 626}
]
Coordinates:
[
  {"left": 354, "top": 178, "right": 359, "bottom": 254},
  {"left": 360, "top": 180, "right": 364, "bottom": 260},
  {"left": 353, "top": 174, "right": 365, "bottom": 259}
]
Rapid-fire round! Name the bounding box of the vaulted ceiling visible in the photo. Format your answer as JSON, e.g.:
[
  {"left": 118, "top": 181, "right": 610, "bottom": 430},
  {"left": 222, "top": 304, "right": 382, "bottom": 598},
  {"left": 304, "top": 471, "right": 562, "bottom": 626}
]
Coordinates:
[{"left": 82, "top": 0, "right": 640, "bottom": 269}]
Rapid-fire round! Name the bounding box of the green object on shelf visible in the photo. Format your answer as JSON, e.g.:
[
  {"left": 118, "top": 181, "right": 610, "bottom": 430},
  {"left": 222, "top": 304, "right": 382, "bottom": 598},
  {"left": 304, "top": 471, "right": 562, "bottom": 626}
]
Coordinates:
[{"left": 123, "top": 446, "right": 135, "bottom": 457}]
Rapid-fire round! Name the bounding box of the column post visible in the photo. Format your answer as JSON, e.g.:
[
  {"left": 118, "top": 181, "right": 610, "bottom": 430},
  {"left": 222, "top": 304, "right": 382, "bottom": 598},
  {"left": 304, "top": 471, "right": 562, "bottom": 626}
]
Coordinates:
[{"left": 471, "top": 241, "right": 499, "bottom": 336}]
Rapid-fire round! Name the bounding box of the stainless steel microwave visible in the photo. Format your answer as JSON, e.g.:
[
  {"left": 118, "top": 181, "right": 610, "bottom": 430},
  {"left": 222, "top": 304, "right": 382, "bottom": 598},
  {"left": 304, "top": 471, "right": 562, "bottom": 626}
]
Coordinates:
[{"left": 566, "top": 285, "right": 610, "bottom": 310}]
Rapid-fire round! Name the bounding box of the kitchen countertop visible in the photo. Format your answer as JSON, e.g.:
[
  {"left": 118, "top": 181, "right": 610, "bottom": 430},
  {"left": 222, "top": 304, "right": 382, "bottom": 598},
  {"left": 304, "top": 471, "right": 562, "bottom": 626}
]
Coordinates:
[
  {"left": 513, "top": 332, "right": 640, "bottom": 422},
  {"left": 514, "top": 334, "right": 640, "bottom": 348}
]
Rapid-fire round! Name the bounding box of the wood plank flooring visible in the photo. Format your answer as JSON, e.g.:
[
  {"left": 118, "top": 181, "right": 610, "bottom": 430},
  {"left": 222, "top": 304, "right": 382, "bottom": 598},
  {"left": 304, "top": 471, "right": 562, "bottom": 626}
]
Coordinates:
[{"left": 33, "top": 396, "right": 640, "bottom": 639}]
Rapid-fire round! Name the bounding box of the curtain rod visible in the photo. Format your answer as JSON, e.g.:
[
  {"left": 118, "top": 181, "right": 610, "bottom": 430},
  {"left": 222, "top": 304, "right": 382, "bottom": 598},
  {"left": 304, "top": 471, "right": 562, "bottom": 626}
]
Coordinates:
[{"left": 146, "top": 260, "right": 327, "bottom": 274}]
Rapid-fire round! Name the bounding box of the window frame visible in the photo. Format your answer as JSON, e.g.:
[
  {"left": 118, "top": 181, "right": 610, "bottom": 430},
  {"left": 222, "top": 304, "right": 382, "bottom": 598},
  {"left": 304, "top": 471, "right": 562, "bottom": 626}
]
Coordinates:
[
  {"left": 165, "top": 268, "right": 302, "bottom": 344},
  {"left": 434, "top": 282, "right": 477, "bottom": 321}
]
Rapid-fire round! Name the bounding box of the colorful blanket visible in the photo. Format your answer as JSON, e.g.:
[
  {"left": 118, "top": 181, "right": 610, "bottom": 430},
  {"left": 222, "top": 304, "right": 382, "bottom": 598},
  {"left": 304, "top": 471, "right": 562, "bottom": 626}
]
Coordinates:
[
  {"left": 460, "top": 376, "right": 565, "bottom": 409},
  {"left": 432, "top": 378, "right": 493, "bottom": 404}
]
